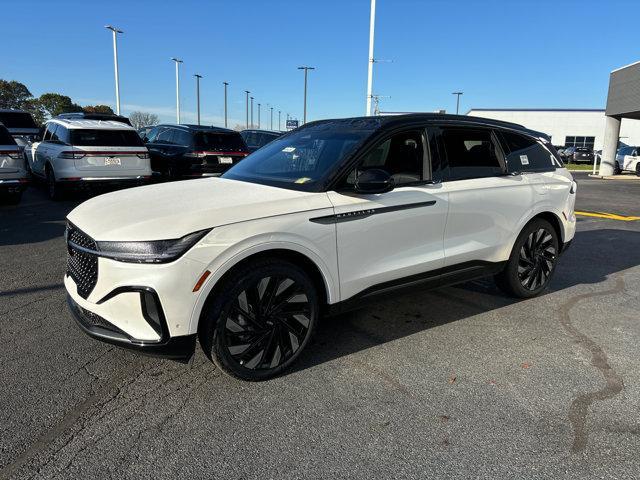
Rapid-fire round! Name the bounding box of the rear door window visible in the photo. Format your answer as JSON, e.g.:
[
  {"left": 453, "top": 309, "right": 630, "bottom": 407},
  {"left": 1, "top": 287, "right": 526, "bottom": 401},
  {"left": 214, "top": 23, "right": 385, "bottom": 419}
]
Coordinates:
[
  {"left": 436, "top": 127, "right": 504, "bottom": 180},
  {"left": 173, "top": 129, "right": 192, "bottom": 146},
  {"left": 499, "top": 130, "right": 556, "bottom": 172},
  {"left": 69, "top": 129, "right": 144, "bottom": 147},
  {"left": 156, "top": 128, "right": 175, "bottom": 144}
]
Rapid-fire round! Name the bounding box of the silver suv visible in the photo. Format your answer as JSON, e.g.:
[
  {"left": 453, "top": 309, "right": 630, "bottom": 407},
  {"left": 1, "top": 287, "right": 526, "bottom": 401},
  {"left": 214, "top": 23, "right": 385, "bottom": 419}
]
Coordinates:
[
  {"left": 30, "top": 118, "right": 152, "bottom": 200},
  {"left": 0, "top": 123, "right": 29, "bottom": 204}
]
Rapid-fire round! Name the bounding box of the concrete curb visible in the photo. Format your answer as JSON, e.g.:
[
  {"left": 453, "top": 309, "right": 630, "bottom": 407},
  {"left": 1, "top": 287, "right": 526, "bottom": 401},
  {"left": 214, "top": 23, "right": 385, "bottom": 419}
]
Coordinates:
[{"left": 587, "top": 174, "right": 640, "bottom": 180}]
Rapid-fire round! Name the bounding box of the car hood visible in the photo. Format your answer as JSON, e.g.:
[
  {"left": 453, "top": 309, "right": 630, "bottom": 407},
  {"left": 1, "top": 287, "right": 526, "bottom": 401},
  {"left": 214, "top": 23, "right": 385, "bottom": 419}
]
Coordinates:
[{"left": 67, "top": 177, "right": 332, "bottom": 241}]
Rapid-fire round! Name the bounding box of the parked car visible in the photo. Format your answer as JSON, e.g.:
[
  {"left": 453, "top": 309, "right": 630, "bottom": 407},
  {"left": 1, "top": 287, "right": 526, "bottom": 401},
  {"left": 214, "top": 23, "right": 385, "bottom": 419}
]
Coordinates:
[
  {"left": 615, "top": 146, "right": 640, "bottom": 175},
  {"left": 240, "top": 129, "right": 283, "bottom": 153},
  {"left": 13, "top": 136, "right": 36, "bottom": 168},
  {"left": 30, "top": 118, "right": 152, "bottom": 200},
  {"left": 143, "top": 124, "right": 249, "bottom": 179},
  {"left": 0, "top": 109, "right": 40, "bottom": 138},
  {"left": 65, "top": 113, "right": 576, "bottom": 381},
  {"left": 564, "top": 146, "right": 594, "bottom": 164},
  {"left": 0, "top": 124, "right": 29, "bottom": 204},
  {"left": 56, "top": 112, "right": 132, "bottom": 126}
]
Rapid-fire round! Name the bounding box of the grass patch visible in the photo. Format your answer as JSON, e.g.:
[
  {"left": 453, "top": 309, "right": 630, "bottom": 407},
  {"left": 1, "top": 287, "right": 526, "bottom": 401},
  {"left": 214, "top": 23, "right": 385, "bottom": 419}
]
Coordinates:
[{"left": 565, "top": 163, "right": 595, "bottom": 171}]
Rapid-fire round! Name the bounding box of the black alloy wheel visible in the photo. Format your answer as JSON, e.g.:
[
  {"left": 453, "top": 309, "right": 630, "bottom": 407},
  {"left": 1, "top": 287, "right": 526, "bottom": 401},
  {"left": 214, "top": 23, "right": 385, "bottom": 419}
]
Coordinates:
[
  {"left": 201, "top": 259, "right": 318, "bottom": 381},
  {"left": 517, "top": 228, "right": 557, "bottom": 291},
  {"left": 495, "top": 218, "right": 559, "bottom": 298}
]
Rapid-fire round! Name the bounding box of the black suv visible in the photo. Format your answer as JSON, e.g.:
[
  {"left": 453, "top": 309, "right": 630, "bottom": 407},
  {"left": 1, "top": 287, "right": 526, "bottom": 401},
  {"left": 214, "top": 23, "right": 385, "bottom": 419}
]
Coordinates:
[
  {"left": 564, "top": 146, "right": 594, "bottom": 164},
  {"left": 240, "top": 129, "right": 283, "bottom": 153},
  {"left": 143, "top": 125, "right": 249, "bottom": 179}
]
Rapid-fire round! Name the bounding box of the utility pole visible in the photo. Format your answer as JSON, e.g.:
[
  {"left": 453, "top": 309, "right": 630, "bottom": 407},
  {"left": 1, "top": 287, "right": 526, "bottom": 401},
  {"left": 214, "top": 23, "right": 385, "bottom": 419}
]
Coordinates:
[
  {"left": 171, "top": 58, "right": 183, "bottom": 123},
  {"left": 245, "top": 90, "right": 250, "bottom": 129},
  {"left": 194, "top": 74, "right": 203, "bottom": 125},
  {"left": 223, "top": 82, "right": 229, "bottom": 128},
  {"left": 105, "top": 25, "right": 123, "bottom": 115},
  {"left": 452, "top": 91, "right": 463, "bottom": 115},
  {"left": 270, "top": 107, "right": 274, "bottom": 130},
  {"left": 366, "top": 0, "right": 376, "bottom": 116},
  {"left": 258, "top": 103, "right": 261, "bottom": 128},
  {"left": 278, "top": 110, "right": 281, "bottom": 130},
  {"left": 297, "top": 66, "right": 315, "bottom": 124}
]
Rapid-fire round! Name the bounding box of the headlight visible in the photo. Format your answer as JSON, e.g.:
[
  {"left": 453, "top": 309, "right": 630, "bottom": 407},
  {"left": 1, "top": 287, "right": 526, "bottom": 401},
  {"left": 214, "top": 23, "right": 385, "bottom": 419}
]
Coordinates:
[{"left": 95, "top": 229, "right": 211, "bottom": 264}]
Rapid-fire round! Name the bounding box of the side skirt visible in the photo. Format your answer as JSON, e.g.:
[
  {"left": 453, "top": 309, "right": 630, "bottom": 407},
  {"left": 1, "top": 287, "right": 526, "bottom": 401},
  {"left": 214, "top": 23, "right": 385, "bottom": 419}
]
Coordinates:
[{"left": 326, "top": 260, "right": 506, "bottom": 316}]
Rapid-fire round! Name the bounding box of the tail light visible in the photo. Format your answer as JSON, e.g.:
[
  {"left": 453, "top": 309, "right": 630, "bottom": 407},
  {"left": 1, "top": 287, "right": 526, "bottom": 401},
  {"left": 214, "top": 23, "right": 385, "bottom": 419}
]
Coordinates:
[
  {"left": 59, "top": 151, "right": 86, "bottom": 159},
  {"left": 136, "top": 152, "right": 149, "bottom": 159}
]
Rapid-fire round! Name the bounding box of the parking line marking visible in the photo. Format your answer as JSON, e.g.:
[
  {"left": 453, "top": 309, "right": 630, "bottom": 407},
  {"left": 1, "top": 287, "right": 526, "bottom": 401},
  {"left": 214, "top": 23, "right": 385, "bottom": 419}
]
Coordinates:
[{"left": 575, "top": 211, "right": 640, "bottom": 221}]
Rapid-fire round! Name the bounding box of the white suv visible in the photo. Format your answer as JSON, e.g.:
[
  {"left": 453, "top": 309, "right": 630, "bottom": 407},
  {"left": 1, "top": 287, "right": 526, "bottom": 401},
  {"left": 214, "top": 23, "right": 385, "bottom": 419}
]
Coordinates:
[
  {"left": 30, "top": 118, "right": 152, "bottom": 199},
  {"left": 64, "top": 114, "right": 576, "bottom": 380},
  {"left": 615, "top": 146, "right": 640, "bottom": 176}
]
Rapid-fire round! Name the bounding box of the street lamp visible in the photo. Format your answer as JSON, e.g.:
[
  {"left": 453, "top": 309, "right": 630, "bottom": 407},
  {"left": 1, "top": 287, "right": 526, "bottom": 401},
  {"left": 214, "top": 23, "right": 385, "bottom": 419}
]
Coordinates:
[
  {"left": 104, "top": 25, "right": 123, "bottom": 115},
  {"left": 270, "top": 106, "right": 274, "bottom": 130},
  {"left": 452, "top": 91, "right": 463, "bottom": 115},
  {"left": 257, "top": 102, "right": 261, "bottom": 128},
  {"left": 250, "top": 96, "right": 254, "bottom": 128},
  {"left": 298, "top": 66, "right": 315, "bottom": 124},
  {"left": 194, "top": 74, "right": 203, "bottom": 125},
  {"left": 244, "top": 90, "right": 250, "bottom": 129},
  {"left": 365, "top": 0, "right": 376, "bottom": 116},
  {"left": 278, "top": 110, "right": 281, "bottom": 131},
  {"left": 170, "top": 58, "right": 183, "bottom": 123},
  {"left": 223, "top": 82, "right": 229, "bottom": 128}
]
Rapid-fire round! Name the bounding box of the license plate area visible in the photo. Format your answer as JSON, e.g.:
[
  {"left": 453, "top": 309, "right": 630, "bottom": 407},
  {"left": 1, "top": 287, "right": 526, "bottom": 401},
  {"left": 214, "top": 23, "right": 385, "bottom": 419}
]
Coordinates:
[
  {"left": 218, "top": 156, "right": 233, "bottom": 164},
  {"left": 105, "top": 157, "right": 122, "bottom": 166}
]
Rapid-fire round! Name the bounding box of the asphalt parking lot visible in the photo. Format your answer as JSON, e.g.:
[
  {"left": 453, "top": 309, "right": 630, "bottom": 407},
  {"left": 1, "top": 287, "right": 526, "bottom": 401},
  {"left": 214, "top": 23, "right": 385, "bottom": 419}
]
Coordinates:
[{"left": 1, "top": 172, "right": 639, "bottom": 479}]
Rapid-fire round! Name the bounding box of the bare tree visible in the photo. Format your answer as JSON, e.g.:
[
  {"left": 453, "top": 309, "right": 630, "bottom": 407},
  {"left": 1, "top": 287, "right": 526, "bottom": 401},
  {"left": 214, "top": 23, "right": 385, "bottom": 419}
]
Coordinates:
[
  {"left": 233, "top": 123, "right": 245, "bottom": 132},
  {"left": 129, "top": 111, "right": 159, "bottom": 130}
]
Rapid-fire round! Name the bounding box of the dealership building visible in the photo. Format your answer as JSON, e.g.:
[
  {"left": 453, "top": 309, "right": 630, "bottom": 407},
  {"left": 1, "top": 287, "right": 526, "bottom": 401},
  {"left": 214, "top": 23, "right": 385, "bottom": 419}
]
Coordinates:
[{"left": 467, "top": 108, "right": 640, "bottom": 150}]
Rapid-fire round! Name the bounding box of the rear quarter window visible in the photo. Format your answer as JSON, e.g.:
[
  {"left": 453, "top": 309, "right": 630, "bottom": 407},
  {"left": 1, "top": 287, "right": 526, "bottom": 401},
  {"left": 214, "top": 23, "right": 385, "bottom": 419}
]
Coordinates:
[
  {"left": 500, "top": 130, "right": 557, "bottom": 172},
  {"left": 0, "top": 127, "right": 16, "bottom": 145}
]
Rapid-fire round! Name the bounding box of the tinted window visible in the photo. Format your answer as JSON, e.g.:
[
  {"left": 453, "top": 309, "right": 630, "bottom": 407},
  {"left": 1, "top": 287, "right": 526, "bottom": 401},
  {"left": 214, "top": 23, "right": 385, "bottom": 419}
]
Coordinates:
[
  {"left": 438, "top": 127, "right": 503, "bottom": 180},
  {"left": 69, "top": 129, "right": 144, "bottom": 147},
  {"left": 144, "top": 127, "right": 160, "bottom": 143},
  {"left": 156, "top": 128, "right": 175, "bottom": 144},
  {"left": 0, "top": 111, "right": 37, "bottom": 128},
  {"left": 0, "top": 126, "right": 16, "bottom": 145},
  {"left": 43, "top": 124, "right": 57, "bottom": 142},
  {"left": 500, "top": 130, "right": 555, "bottom": 172},
  {"left": 343, "top": 130, "right": 425, "bottom": 187},
  {"left": 194, "top": 131, "right": 247, "bottom": 152},
  {"left": 173, "top": 129, "right": 192, "bottom": 146}
]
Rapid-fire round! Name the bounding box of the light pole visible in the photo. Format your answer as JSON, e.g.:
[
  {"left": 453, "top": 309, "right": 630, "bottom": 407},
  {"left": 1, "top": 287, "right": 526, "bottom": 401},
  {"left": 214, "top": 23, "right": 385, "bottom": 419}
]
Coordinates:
[
  {"left": 105, "top": 25, "right": 123, "bottom": 115},
  {"left": 452, "top": 91, "right": 463, "bottom": 115},
  {"left": 258, "top": 103, "right": 261, "bottom": 128},
  {"left": 244, "top": 90, "right": 250, "bottom": 129},
  {"left": 223, "top": 82, "right": 229, "bottom": 128},
  {"left": 298, "top": 66, "right": 315, "bottom": 124},
  {"left": 171, "top": 58, "right": 183, "bottom": 123},
  {"left": 278, "top": 110, "right": 281, "bottom": 131},
  {"left": 194, "top": 74, "right": 203, "bottom": 125},
  {"left": 366, "top": 0, "right": 376, "bottom": 116},
  {"left": 250, "top": 96, "right": 254, "bottom": 128},
  {"left": 270, "top": 107, "right": 274, "bottom": 130}
]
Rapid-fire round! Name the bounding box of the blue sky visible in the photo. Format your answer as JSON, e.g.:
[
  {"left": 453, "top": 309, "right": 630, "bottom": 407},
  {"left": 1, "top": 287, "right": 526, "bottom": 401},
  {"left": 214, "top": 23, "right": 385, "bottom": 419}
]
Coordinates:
[{"left": 4, "top": 0, "right": 639, "bottom": 127}]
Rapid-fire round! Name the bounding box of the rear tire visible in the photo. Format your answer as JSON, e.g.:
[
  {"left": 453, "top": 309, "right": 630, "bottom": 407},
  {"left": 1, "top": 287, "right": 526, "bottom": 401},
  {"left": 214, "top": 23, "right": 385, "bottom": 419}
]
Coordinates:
[
  {"left": 200, "top": 258, "right": 319, "bottom": 381},
  {"left": 46, "top": 166, "right": 63, "bottom": 201},
  {"left": 636, "top": 164, "right": 640, "bottom": 177},
  {"left": 495, "top": 218, "right": 559, "bottom": 298}
]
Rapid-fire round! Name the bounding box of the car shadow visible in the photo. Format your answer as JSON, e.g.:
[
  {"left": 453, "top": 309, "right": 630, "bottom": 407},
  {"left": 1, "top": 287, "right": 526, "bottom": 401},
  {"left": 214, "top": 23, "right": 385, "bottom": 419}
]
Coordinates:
[{"left": 290, "top": 226, "right": 640, "bottom": 375}]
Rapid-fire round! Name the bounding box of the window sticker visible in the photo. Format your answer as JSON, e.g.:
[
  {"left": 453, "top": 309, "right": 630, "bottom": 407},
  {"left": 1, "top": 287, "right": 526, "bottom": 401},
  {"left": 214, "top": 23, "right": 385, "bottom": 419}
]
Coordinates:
[
  {"left": 282, "top": 146, "right": 296, "bottom": 153},
  {"left": 520, "top": 155, "right": 530, "bottom": 165},
  {"left": 294, "top": 177, "right": 311, "bottom": 184}
]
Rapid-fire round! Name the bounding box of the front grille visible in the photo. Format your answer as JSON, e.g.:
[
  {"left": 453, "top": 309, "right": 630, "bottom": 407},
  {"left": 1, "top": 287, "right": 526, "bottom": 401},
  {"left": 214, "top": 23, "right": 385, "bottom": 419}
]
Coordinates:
[{"left": 66, "top": 222, "right": 98, "bottom": 299}]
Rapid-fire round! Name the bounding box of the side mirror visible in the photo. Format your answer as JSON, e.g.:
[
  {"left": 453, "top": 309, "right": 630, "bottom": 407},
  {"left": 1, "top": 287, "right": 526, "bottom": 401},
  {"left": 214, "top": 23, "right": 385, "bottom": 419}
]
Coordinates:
[{"left": 354, "top": 168, "right": 395, "bottom": 194}]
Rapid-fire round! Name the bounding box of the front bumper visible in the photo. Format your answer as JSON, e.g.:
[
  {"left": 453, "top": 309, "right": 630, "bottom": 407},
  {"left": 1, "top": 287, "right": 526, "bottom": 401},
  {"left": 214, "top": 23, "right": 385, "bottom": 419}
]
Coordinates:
[{"left": 67, "top": 291, "right": 196, "bottom": 361}]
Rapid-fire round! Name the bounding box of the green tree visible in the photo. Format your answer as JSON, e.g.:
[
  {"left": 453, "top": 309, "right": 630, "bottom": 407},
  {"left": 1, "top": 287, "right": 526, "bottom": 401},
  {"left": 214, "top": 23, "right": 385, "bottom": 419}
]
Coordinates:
[
  {"left": 37, "top": 93, "right": 83, "bottom": 118},
  {"left": 83, "top": 104, "right": 115, "bottom": 114},
  {"left": 0, "top": 80, "right": 33, "bottom": 109}
]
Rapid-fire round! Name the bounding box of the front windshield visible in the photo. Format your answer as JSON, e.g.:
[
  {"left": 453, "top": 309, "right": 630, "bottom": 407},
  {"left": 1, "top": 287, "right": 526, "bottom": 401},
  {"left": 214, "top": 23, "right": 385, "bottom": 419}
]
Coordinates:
[{"left": 223, "top": 119, "right": 380, "bottom": 191}]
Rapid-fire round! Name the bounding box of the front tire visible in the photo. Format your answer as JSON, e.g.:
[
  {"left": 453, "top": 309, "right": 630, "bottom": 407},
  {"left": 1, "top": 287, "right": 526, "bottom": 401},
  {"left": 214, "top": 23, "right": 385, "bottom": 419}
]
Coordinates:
[
  {"left": 636, "top": 164, "right": 640, "bottom": 177},
  {"left": 200, "top": 259, "right": 319, "bottom": 381},
  {"left": 495, "top": 218, "right": 559, "bottom": 298}
]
